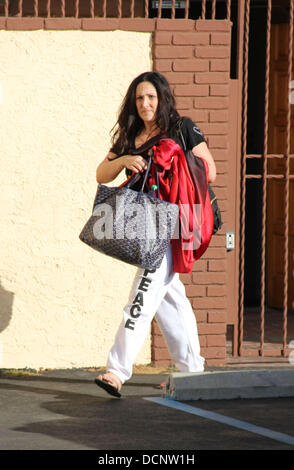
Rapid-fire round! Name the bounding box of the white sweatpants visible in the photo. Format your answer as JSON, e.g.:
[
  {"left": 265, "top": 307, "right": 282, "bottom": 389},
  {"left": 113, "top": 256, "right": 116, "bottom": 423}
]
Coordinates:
[{"left": 107, "top": 245, "right": 205, "bottom": 384}]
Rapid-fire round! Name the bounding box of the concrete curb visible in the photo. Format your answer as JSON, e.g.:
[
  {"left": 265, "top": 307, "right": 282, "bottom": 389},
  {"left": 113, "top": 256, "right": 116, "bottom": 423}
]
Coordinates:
[{"left": 164, "top": 369, "right": 294, "bottom": 401}]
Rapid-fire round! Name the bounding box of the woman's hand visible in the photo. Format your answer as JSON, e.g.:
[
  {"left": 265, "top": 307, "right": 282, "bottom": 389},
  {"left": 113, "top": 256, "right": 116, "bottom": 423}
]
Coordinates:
[
  {"left": 96, "top": 153, "right": 148, "bottom": 184},
  {"left": 122, "top": 155, "right": 148, "bottom": 174}
]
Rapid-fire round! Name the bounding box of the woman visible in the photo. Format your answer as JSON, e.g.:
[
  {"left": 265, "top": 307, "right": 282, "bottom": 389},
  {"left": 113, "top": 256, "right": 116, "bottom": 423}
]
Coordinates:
[{"left": 95, "top": 72, "right": 216, "bottom": 397}]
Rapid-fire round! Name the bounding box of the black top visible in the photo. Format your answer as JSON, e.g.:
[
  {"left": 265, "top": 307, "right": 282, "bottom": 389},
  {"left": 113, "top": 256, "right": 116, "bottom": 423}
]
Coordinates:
[
  {"left": 169, "top": 117, "right": 206, "bottom": 151},
  {"left": 108, "top": 117, "right": 206, "bottom": 185},
  {"left": 109, "top": 117, "right": 206, "bottom": 155}
]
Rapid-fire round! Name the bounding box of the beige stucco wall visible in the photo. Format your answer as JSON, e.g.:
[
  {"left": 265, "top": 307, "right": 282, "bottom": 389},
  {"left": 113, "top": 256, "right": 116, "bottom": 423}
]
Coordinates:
[{"left": 0, "top": 30, "right": 152, "bottom": 369}]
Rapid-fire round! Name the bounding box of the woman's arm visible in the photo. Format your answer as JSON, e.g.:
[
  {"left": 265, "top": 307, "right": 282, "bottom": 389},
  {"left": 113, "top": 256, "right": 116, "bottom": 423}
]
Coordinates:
[
  {"left": 192, "top": 142, "right": 216, "bottom": 183},
  {"left": 96, "top": 152, "right": 148, "bottom": 184}
]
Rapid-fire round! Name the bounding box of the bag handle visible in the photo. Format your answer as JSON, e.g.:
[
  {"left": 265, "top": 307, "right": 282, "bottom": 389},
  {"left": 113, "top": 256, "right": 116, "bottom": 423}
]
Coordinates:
[
  {"left": 125, "top": 150, "right": 154, "bottom": 192},
  {"left": 124, "top": 172, "right": 141, "bottom": 188},
  {"left": 123, "top": 133, "right": 166, "bottom": 191}
]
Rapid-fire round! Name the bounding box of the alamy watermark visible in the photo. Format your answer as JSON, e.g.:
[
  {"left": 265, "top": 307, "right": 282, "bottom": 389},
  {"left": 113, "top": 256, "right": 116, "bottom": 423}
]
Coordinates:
[{"left": 92, "top": 196, "right": 202, "bottom": 251}]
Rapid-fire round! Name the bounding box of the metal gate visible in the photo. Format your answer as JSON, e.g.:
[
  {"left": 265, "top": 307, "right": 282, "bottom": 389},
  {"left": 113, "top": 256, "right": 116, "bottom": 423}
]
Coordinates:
[{"left": 238, "top": 0, "right": 294, "bottom": 361}]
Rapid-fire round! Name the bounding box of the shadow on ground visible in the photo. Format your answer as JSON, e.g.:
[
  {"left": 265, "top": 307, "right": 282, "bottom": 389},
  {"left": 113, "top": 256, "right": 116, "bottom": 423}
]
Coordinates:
[
  {"left": 0, "top": 374, "right": 193, "bottom": 450},
  {"left": 1, "top": 373, "right": 293, "bottom": 450}
]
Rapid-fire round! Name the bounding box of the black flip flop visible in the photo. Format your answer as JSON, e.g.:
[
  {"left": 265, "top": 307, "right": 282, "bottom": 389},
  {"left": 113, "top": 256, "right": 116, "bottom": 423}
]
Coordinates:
[{"left": 94, "top": 378, "right": 121, "bottom": 398}]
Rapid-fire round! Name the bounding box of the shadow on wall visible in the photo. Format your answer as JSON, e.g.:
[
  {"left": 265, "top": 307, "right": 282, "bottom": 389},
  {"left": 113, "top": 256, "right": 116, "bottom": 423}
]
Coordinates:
[{"left": 0, "top": 280, "right": 14, "bottom": 333}]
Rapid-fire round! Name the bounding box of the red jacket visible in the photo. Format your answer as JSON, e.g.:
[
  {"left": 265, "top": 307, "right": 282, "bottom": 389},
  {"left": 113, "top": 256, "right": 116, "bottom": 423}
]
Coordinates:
[{"left": 149, "top": 138, "right": 214, "bottom": 273}]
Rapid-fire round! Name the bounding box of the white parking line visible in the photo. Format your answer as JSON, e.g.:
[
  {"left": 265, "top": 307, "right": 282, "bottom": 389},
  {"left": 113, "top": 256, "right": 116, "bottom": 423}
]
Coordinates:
[{"left": 144, "top": 397, "right": 294, "bottom": 446}]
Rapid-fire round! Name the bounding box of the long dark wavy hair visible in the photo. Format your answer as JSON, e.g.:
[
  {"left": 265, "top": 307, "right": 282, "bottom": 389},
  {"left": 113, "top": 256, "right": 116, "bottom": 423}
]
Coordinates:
[{"left": 110, "top": 71, "right": 181, "bottom": 155}]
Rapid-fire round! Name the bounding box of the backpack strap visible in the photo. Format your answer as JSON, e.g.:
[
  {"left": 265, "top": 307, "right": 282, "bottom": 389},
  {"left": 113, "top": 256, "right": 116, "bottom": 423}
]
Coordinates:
[
  {"left": 178, "top": 124, "right": 187, "bottom": 152},
  {"left": 178, "top": 120, "right": 223, "bottom": 234}
]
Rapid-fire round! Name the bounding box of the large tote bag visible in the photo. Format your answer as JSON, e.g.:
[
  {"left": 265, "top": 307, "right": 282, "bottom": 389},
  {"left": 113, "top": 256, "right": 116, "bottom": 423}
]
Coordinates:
[{"left": 79, "top": 155, "right": 179, "bottom": 271}]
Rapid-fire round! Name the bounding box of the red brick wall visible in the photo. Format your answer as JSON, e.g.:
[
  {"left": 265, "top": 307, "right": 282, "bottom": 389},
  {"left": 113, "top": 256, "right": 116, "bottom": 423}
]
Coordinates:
[{"left": 152, "top": 19, "right": 231, "bottom": 367}]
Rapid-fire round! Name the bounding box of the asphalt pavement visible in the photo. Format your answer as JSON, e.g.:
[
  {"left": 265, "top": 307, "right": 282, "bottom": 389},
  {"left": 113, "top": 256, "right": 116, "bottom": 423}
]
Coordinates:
[{"left": 0, "top": 367, "right": 294, "bottom": 459}]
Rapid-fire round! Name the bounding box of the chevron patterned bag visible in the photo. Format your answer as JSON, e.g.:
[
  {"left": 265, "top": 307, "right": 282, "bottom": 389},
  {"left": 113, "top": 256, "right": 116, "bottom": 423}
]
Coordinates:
[{"left": 79, "top": 155, "right": 179, "bottom": 270}]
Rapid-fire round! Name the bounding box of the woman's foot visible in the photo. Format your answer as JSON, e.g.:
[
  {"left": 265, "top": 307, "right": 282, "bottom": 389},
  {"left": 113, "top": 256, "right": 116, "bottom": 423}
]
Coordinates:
[{"left": 94, "top": 371, "right": 122, "bottom": 398}]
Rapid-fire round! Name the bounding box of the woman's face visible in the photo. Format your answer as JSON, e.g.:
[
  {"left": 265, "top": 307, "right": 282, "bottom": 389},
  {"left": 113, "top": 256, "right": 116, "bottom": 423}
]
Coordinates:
[{"left": 135, "top": 81, "right": 158, "bottom": 126}]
